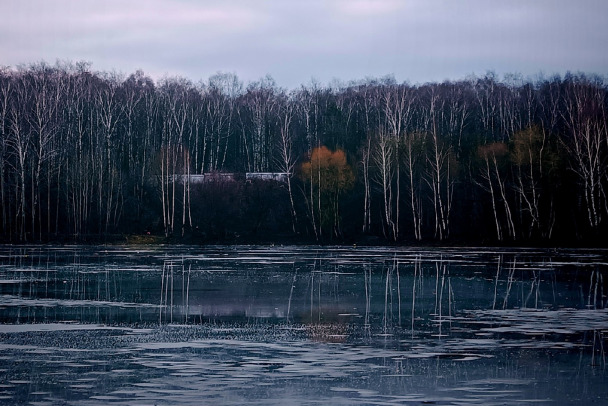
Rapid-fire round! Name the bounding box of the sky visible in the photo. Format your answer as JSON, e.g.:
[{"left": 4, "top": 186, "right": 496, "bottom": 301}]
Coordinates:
[{"left": 1, "top": 0, "right": 607, "bottom": 89}]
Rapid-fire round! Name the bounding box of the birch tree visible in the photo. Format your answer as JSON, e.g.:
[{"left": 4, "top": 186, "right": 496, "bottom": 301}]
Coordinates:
[
  {"left": 561, "top": 76, "right": 607, "bottom": 232},
  {"left": 402, "top": 131, "right": 425, "bottom": 241},
  {"left": 424, "top": 88, "right": 458, "bottom": 241},
  {"left": 373, "top": 134, "right": 397, "bottom": 241},
  {"left": 477, "top": 142, "right": 516, "bottom": 240},
  {"left": 276, "top": 97, "right": 298, "bottom": 233},
  {"left": 27, "top": 64, "right": 63, "bottom": 239},
  {"left": 0, "top": 68, "right": 11, "bottom": 235}
]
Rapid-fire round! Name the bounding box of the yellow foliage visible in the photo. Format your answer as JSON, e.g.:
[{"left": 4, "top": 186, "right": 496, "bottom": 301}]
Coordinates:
[{"left": 300, "top": 146, "right": 354, "bottom": 192}]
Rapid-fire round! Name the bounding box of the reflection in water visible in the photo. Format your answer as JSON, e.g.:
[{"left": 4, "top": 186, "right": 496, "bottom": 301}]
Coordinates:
[
  {"left": 286, "top": 265, "right": 297, "bottom": 323},
  {"left": 0, "top": 245, "right": 607, "bottom": 405},
  {"left": 364, "top": 264, "right": 371, "bottom": 330},
  {"left": 589, "top": 269, "right": 605, "bottom": 309}
]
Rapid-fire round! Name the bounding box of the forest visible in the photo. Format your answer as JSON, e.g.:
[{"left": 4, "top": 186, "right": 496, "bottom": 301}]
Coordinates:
[{"left": 0, "top": 61, "right": 607, "bottom": 245}]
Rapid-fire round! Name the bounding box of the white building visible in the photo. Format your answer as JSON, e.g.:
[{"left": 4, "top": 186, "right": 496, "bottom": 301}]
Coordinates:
[{"left": 173, "top": 172, "right": 290, "bottom": 184}]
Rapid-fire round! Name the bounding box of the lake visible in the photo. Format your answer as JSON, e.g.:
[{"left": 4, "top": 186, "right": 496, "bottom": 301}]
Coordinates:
[{"left": 0, "top": 245, "right": 607, "bottom": 405}]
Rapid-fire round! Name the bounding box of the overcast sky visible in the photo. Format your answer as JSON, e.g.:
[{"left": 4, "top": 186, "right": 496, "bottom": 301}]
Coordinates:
[{"left": 1, "top": 0, "right": 607, "bottom": 88}]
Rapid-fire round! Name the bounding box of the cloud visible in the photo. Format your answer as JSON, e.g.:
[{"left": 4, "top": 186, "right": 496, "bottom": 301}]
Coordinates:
[
  {"left": 0, "top": 0, "right": 607, "bottom": 88},
  {"left": 333, "top": 0, "right": 405, "bottom": 17}
]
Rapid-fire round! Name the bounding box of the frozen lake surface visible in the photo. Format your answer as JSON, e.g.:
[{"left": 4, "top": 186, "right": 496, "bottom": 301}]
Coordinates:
[{"left": 0, "top": 245, "right": 607, "bottom": 405}]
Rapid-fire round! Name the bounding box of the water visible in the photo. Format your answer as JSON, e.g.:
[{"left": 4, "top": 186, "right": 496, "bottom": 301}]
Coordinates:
[{"left": 0, "top": 245, "right": 607, "bottom": 405}]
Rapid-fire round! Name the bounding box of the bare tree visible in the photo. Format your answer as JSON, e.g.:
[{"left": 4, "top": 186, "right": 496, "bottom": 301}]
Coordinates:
[
  {"left": 294, "top": 81, "right": 322, "bottom": 155},
  {"left": 121, "top": 70, "right": 157, "bottom": 223},
  {"left": 206, "top": 72, "right": 242, "bottom": 171},
  {"left": 158, "top": 77, "right": 192, "bottom": 236},
  {"left": 27, "top": 63, "right": 63, "bottom": 239},
  {"left": 64, "top": 65, "right": 96, "bottom": 237},
  {"left": 276, "top": 96, "right": 298, "bottom": 233},
  {"left": 373, "top": 133, "right": 397, "bottom": 241},
  {"left": 511, "top": 126, "right": 557, "bottom": 239},
  {"left": 424, "top": 88, "right": 457, "bottom": 241},
  {"left": 360, "top": 136, "right": 372, "bottom": 233},
  {"left": 477, "top": 142, "right": 516, "bottom": 240},
  {"left": 402, "top": 131, "right": 425, "bottom": 241},
  {"left": 6, "top": 71, "right": 31, "bottom": 240},
  {"left": 561, "top": 76, "right": 607, "bottom": 232},
  {"left": 381, "top": 82, "right": 415, "bottom": 240},
  {"left": 473, "top": 73, "right": 503, "bottom": 141},
  {"left": 0, "top": 68, "right": 12, "bottom": 235},
  {"left": 241, "top": 76, "right": 279, "bottom": 172},
  {"left": 95, "top": 72, "right": 125, "bottom": 234}
]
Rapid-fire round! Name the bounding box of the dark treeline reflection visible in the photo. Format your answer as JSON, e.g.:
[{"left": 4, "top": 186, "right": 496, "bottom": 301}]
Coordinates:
[
  {"left": 1, "top": 62, "right": 608, "bottom": 243},
  {"left": 1, "top": 246, "right": 606, "bottom": 333}
]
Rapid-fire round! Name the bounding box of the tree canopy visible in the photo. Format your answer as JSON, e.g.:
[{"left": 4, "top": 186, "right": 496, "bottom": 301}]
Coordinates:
[{"left": 0, "top": 62, "right": 607, "bottom": 245}]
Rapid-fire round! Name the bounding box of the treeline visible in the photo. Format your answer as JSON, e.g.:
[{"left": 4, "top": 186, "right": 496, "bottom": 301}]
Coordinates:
[{"left": 0, "top": 61, "right": 607, "bottom": 244}]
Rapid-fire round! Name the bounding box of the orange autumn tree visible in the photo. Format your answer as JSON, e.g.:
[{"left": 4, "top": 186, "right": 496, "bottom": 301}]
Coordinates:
[{"left": 300, "top": 146, "right": 354, "bottom": 239}]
